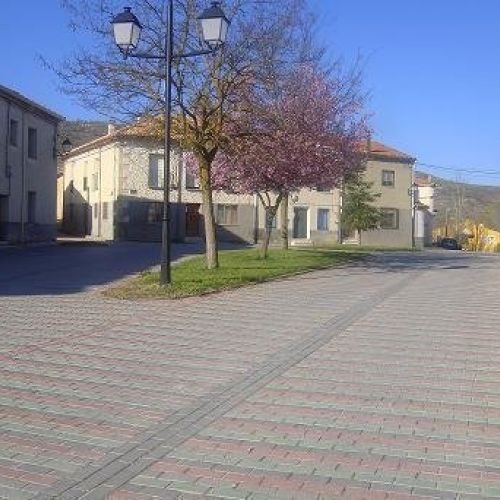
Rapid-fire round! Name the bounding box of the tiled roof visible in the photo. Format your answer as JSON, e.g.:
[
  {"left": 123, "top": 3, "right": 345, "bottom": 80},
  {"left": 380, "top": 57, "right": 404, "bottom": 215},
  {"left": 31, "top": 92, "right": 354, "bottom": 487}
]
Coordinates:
[
  {"left": 364, "top": 140, "right": 415, "bottom": 163},
  {"left": 63, "top": 117, "right": 165, "bottom": 158},
  {"left": 65, "top": 116, "right": 416, "bottom": 165}
]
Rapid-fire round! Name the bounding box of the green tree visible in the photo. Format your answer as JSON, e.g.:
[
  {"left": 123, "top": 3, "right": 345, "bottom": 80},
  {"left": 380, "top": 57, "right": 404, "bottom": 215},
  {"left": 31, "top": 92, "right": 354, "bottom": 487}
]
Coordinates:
[{"left": 341, "top": 177, "right": 382, "bottom": 245}]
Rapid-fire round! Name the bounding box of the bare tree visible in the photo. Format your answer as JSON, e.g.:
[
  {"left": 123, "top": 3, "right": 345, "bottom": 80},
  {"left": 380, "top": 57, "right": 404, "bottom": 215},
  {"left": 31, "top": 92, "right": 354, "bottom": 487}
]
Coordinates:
[{"left": 50, "top": 0, "right": 325, "bottom": 269}]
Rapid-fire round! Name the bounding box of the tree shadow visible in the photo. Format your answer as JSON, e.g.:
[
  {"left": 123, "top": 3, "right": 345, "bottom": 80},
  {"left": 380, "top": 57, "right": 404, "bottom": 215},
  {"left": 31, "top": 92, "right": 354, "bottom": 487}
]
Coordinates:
[
  {"left": 0, "top": 241, "right": 210, "bottom": 296},
  {"left": 335, "top": 250, "right": 499, "bottom": 275},
  {"left": 286, "top": 250, "right": 500, "bottom": 282}
]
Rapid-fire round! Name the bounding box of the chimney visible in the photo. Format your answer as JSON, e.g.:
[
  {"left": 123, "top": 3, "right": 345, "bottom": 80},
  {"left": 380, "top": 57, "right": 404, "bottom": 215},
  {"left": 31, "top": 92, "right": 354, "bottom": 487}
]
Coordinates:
[{"left": 108, "top": 124, "right": 116, "bottom": 135}]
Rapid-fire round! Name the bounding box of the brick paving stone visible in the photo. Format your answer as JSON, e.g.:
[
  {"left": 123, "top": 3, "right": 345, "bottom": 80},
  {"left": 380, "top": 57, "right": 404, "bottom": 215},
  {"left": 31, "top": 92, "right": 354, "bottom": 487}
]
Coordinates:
[
  {"left": 105, "top": 252, "right": 500, "bottom": 500},
  {"left": 2, "top": 251, "right": 500, "bottom": 498}
]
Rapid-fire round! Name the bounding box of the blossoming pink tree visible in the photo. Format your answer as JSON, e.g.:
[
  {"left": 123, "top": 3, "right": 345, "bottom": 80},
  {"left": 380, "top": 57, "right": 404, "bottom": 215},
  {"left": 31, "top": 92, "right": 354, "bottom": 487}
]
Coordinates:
[{"left": 188, "top": 66, "right": 368, "bottom": 257}]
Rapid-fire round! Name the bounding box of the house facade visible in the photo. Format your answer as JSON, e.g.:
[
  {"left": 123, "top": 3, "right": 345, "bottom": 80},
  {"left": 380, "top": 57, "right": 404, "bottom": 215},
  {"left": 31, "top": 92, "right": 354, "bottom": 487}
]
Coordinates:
[
  {"left": 62, "top": 121, "right": 255, "bottom": 243},
  {"left": 256, "top": 141, "right": 415, "bottom": 247},
  {"left": 355, "top": 142, "right": 414, "bottom": 247},
  {"left": 0, "top": 85, "right": 62, "bottom": 244},
  {"left": 62, "top": 123, "right": 416, "bottom": 248},
  {"left": 414, "top": 174, "right": 437, "bottom": 247}
]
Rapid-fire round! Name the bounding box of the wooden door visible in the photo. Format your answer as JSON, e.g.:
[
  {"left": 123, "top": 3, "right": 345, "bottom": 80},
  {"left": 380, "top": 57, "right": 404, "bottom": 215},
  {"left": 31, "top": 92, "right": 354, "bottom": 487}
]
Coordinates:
[{"left": 186, "top": 204, "right": 201, "bottom": 237}]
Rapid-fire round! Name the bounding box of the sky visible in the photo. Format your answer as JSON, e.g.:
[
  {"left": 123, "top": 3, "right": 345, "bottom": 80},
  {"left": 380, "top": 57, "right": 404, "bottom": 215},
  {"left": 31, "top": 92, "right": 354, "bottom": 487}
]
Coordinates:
[{"left": 2, "top": 0, "right": 500, "bottom": 185}]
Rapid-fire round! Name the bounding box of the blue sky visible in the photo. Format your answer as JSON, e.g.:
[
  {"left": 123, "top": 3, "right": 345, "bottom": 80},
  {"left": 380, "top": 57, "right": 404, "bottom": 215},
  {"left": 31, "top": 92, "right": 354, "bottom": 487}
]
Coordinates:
[{"left": 2, "top": 0, "right": 500, "bottom": 185}]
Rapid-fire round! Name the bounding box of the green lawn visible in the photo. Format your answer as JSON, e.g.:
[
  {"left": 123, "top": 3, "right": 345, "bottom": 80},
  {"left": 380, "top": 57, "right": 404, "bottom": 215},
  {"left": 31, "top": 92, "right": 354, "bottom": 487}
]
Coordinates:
[{"left": 104, "top": 248, "right": 363, "bottom": 300}]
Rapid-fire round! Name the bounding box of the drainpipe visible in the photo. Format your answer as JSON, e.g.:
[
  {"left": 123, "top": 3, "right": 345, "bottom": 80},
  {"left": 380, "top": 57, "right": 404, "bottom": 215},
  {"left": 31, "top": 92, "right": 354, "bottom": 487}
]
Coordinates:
[
  {"left": 98, "top": 147, "right": 102, "bottom": 238},
  {"left": 5, "top": 102, "right": 12, "bottom": 196},
  {"left": 411, "top": 171, "right": 416, "bottom": 249},
  {"left": 20, "top": 111, "right": 26, "bottom": 244},
  {"left": 113, "top": 145, "right": 118, "bottom": 240}
]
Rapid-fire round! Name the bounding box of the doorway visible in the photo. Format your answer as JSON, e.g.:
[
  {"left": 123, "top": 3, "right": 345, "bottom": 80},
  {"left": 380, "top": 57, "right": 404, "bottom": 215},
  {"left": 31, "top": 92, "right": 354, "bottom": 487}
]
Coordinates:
[
  {"left": 0, "top": 196, "right": 8, "bottom": 241},
  {"left": 293, "top": 207, "right": 308, "bottom": 239},
  {"left": 186, "top": 204, "right": 201, "bottom": 237}
]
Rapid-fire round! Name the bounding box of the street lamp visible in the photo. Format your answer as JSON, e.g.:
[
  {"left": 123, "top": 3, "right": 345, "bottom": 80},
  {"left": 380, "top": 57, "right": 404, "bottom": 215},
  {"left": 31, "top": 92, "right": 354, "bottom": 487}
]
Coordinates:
[
  {"left": 112, "top": 7, "right": 142, "bottom": 56},
  {"left": 198, "top": 2, "right": 230, "bottom": 49},
  {"left": 111, "top": 2, "right": 230, "bottom": 285},
  {"left": 61, "top": 138, "right": 73, "bottom": 155}
]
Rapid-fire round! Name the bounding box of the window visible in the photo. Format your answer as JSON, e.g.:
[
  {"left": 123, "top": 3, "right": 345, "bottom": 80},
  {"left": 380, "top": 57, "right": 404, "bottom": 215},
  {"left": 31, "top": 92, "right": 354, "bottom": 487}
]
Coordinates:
[
  {"left": 9, "top": 119, "right": 18, "bottom": 147},
  {"left": 94, "top": 203, "right": 99, "bottom": 219},
  {"left": 380, "top": 208, "right": 399, "bottom": 229},
  {"left": 92, "top": 173, "right": 99, "bottom": 191},
  {"left": 147, "top": 202, "right": 163, "bottom": 223},
  {"left": 186, "top": 172, "right": 200, "bottom": 189},
  {"left": 217, "top": 204, "right": 238, "bottom": 225},
  {"left": 102, "top": 202, "right": 109, "bottom": 220},
  {"left": 27, "top": 192, "right": 36, "bottom": 224},
  {"left": 149, "top": 154, "right": 177, "bottom": 188},
  {"left": 382, "top": 170, "right": 395, "bottom": 187},
  {"left": 149, "top": 154, "right": 164, "bottom": 189},
  {"left": 28, "top": 128, "right": 37, "bottom": 159},
  {"left": 69, "top": 180, "right": 74, "bottom": 193},
  {"left": 317, "top": 208, "right": 330, "bottom": 231}
]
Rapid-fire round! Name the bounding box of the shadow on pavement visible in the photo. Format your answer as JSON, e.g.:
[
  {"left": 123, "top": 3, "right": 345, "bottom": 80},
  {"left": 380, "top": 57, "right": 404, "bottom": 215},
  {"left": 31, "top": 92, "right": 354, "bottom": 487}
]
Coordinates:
[
  {"left": 1, "top": 245, "right": 496, "bottom": 297},
  {"left": 285, "top": 250, "right": 499, "bottom": 283},
  {"left": 0, "top": 241, "right": 210, "bottom": 297}
]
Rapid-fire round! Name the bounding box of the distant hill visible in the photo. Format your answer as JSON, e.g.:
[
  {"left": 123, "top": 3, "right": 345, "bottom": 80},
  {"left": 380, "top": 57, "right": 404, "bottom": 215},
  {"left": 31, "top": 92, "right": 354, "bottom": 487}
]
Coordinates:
[
  {"left": 419, "top": 172, "right": 500, "bottom": 231},
  {"left": 58, "top": 121, "right": 111, "bottom": 149},
  {"left": 57, "top": 121, "right": 120, "bottom": 174}
]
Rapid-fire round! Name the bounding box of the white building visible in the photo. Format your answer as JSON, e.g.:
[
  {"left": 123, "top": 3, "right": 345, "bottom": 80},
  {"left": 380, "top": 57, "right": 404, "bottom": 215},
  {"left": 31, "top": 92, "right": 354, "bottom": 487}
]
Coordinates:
[
  {"left": 415, "top": 174, "right": 437, "bottom": 247},
  {"left": 0, "top": 85, "right": 63, "bottom": 244},
  {"left": 62, "top": 120, "right": 255, "bottom": 242},
  {"left": 62, "top": 119, "right": 416, "bottom": 248}
]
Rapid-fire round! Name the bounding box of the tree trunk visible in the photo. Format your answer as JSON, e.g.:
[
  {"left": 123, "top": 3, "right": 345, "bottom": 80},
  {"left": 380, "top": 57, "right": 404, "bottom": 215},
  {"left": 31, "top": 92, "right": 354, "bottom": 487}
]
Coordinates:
[
  {"left": 259, "top": 193, "right": 284, "bottom": 259},
  {"left": 280, "top": 192, "right": 289, "bottom": 250},
  {"left": 261, "top": 207, "right": 275, "bottom": 259},
  {"left": 198, "top": 154, "right": 219, "bottom": 269}
]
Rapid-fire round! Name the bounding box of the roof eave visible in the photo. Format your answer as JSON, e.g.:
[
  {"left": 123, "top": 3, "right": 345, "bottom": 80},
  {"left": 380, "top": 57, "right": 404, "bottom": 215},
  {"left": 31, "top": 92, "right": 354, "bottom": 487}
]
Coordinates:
[
  {"left": 0, "top": 84, "right": 64, "bottom": 123},
  {"left": 368, "top": 152, "right": 416, "bottom": 165}
]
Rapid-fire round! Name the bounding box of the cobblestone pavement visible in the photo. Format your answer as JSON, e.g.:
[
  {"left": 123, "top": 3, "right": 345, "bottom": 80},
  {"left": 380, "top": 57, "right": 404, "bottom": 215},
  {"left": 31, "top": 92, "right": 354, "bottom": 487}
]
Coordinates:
[{"left": 0, "top": 250, "right": 499, "bottom": 499}]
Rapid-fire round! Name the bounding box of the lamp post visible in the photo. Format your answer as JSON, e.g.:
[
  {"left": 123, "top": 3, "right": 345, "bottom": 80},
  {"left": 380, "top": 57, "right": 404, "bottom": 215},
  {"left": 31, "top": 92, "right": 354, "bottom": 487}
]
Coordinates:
[{"left": 112, "top": 2, "right": 230, "bottom": 285}]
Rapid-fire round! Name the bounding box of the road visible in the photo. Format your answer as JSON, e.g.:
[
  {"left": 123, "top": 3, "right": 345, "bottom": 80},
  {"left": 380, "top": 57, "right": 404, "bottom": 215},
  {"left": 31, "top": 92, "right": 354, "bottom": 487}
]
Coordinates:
[{"left": 0, "top": 249, "right": 499, "bottom": 499}]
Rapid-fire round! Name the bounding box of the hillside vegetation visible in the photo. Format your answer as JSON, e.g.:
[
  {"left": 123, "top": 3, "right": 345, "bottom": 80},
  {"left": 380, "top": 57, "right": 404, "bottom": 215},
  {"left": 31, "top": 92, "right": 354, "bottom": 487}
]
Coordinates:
[{"left": 419, "top": 172, "right": 500, "bottom": 231}]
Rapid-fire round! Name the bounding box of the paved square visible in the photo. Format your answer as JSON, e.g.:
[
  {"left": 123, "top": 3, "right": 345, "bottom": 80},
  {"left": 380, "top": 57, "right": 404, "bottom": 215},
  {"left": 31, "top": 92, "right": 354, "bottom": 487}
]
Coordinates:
[{"left": 1, "top": 247, "right": 499, "bottom": 499}]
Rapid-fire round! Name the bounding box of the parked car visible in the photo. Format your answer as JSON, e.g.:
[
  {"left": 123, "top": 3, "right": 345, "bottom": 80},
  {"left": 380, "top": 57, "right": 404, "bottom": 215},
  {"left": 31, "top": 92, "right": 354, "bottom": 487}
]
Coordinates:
[{"left": 441, "top": 238, "right": 461, "bottom": 250}]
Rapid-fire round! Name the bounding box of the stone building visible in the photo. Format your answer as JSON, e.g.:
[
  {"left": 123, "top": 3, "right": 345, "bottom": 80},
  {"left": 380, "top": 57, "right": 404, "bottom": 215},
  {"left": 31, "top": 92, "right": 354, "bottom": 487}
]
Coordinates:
[{"left": 0, "top": 84, "right": 62, "bottom": 244}]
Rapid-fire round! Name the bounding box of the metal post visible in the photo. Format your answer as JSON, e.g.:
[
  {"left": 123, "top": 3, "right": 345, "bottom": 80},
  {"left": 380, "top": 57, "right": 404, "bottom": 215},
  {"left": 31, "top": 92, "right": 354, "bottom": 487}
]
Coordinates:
[
  {"left": 160, "top": 0, "right": 174, "bottom": 285},
  {"left": 411, "top": 183, "right": 416, "bottom": 249}
]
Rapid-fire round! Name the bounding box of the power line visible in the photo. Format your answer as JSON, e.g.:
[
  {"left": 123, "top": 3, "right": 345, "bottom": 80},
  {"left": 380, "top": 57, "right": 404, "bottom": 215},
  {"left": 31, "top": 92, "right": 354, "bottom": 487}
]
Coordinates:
[{"left": 417, "top": 161, "right": 500, "bottom": 178}]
